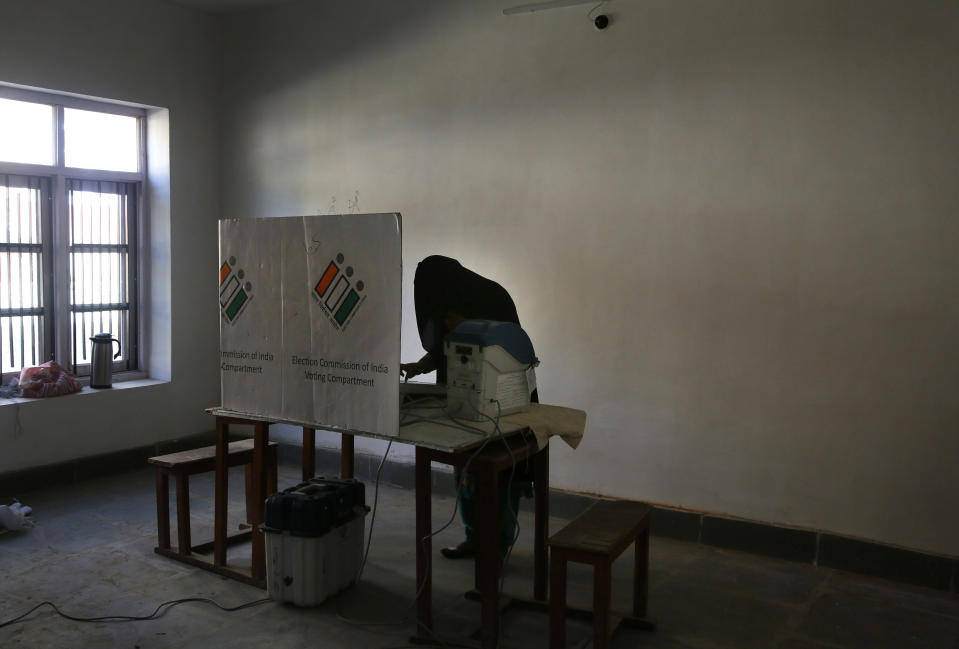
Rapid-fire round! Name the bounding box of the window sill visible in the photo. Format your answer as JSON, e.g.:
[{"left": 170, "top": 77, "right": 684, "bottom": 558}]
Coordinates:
[
  {"left": 0, "top": 376, "right": 168, "bottom": 407},
  {"left": 75, "top": 370, "right": 150, "bottom": 388}
]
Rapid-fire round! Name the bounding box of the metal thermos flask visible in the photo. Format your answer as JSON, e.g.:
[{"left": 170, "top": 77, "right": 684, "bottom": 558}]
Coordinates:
[{"left": 90, "top": 333, "right": 121, "bottom": 389}]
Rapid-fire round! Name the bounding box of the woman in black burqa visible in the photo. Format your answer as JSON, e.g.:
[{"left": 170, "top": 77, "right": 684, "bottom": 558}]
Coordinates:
[{"left": 401, "top": 255, "right": 535, "bottom": 559}]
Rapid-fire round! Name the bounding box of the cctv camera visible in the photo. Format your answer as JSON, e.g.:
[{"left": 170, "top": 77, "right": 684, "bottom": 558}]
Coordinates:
[{"left": 594, "top": 14, "right": 609, "bottom": 30}]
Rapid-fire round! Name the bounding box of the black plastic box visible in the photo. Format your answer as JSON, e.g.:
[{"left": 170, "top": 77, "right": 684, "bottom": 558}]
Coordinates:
[{"left": 263, "top": 477, "right": 366, "bottom": 537}]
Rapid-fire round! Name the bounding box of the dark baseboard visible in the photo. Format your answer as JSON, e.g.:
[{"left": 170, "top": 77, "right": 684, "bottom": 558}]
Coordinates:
[
  {"left": 0, "top": 431, "right": 246, "bottom": 496},
  {"left": 290, "top": 444, "right": 957, "bottom": 593},
  {"left": 3, "top": 440, "right": 955, "bottom": 594}
]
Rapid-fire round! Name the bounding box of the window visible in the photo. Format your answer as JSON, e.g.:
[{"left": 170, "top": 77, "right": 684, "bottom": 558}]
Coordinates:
[{"left": 0, "top": 88, "right": 142, "bottom": 381}]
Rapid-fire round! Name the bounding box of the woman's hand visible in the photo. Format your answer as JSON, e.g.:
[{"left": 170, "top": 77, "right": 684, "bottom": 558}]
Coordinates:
[{"left": 400, "top": 362, "right": 425, "bottom": 382}]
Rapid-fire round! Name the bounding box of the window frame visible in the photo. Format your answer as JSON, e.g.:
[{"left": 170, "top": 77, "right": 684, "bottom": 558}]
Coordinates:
[{"left": 0, "top": 84, "right": 145, "bottom": 383}]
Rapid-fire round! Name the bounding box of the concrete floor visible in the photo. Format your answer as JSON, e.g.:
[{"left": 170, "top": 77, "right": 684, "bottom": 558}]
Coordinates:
[{"left": 1, "top": 461, "right": 957, "bottom": 649}]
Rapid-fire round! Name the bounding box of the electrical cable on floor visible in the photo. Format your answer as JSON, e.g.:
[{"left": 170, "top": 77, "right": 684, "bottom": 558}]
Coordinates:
[
  {"left": 0, "top": 399, "right": 528, "bottom": 644},
  {"left": 0, "top": 596, "right": 273, "bottom": 630}
]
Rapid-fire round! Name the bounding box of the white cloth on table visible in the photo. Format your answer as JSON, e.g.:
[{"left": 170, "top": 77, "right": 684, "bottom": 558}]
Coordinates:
[{"left": 500, "top": 403, "right": 586, "bottom": 451}]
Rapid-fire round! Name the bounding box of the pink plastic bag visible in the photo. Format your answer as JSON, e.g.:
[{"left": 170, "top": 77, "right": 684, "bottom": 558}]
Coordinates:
[{"left": 18, "top": 361, "right": 83, "bottom": 398}]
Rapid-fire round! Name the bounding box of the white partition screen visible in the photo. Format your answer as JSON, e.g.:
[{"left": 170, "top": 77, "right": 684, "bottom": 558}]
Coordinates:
[{"left": 218, "top": 213, "right": 401, "bottom": 437}]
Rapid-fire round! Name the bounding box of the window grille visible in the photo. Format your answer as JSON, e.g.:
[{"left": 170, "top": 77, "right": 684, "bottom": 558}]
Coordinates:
[
  {"left": 0, "top": 86, "right": 143, "bottom": 381},
  {"left": 0, "top": 175, "right": 52, "bottom": 375},
  {"left": 68, "top": 180, "right": 137, "bottom": 373}
]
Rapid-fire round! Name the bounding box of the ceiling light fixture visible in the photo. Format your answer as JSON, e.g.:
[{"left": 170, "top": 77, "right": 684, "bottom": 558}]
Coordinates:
[{"left": 502, "top": 0, "right": 597, "bottom": 16}]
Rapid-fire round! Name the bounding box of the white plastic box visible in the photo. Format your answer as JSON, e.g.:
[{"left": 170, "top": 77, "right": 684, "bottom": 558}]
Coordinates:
[
  {"left": 264, "top": 511, "right": 367, "bottom": 606},
  {"left": 445, "top": 320, "right": 538, "bottom": 422}
]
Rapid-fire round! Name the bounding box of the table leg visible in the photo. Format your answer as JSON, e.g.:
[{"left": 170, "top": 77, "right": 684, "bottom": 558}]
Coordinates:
[
  {"left": 303, "top": 427, "right": 315, "bottom": 481},
  {"left": 415, "top": 447, "right": 432, "bottom": 637},
  {"left": 155, "top": 467, "right": 170, "bottom": 550},
  {"left": 634, "top": 531, "right": 649, "bottom": 617},
  {"left": 244, "top": 464, "right": 254, "bottom": 523},
  {"left": 175, "top": 472, "right": 192, "bottom": 554},
  {"left": 533, "top": 443, "right": 549, "bottom": 601},
  {"left": 341, "top": 433, "right": 355, "bottom": 479},
  {"left": 267, "top": 445, "right": 278, "bottom": 496},
  {"left": 476, "top": 464, "right": 500, "bottom": 649},
  {"left": 214, "top": 418, "right": 229, "bottom": 567},
  {"left": 549, "top": 550, "right": 567, "bottom": 649},
  {"left": 594, "top": 558, "right": 612, "bottom": 649},
  {"left": 251, "top": 421, "right": 269, "bottom": 581}
]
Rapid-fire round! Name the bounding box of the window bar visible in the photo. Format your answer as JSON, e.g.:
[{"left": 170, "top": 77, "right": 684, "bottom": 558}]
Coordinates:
[
  {"left": 119, "top": 187, "right": 128, "bottom": 357},
  {"left": 4, "top": 176, "right": 10, "bottom": 371},
  {"left": 16, "top": 188, "right": 22, "bottom": 369},
  {"left": 30, "top": 178, "right": 38, "bottom": 366},
  {"left": 79, "top": 184, "right": 85, "bottom": 363},
  {"left": 82, "top": 182, "right": 89, "bottom": 359},
  {"left": 30, "top": 178, "right": 38, "bottom": 367},
  {"left": 70, "top": 180, "right": 78, "bottom": 369},
  {"left": 102, "top": 199, "right": 107, "bottom": 338},
  {"left": 70, "top": 181, "right": 75, "bottom": 368},
  {"left": 104, "top": 184, "right": 111, "bottom": 338},
  {"left": 123, "top": 185, "right": 131, "bottom": 369},
  {"left": 15, "top": 185, "right": 25, "bottom": 367},
  {"left": 103, "top": 187, "right": 108, "bottom": 336},
  {"left": 26, "top": 180, "right": 35, "bottom": 367},
  {"left": 90, "top": 180, "right": 103, "bottom": 335},
  {"left": 39, "top": 176, "right": 53, "bottom": 366},
  {"left": 83, "top": 182, "right": 90, "bottom": 350},
  {"left": 117, "top": 186, "right": 125, "bottom": 364},
  {"left": 1, "top": 179, "right": 4, "bottom": 373},
  {"left": 94, "top": 184, "right": 101, "bottom": 343},
  {"left": 78, "top": 181, "right": 84, "bottom": 362},
  {"left": 100, "top": 186, "right": 105, "bottom": 339},
  {"left": 19, "top": 187, "right": 26, "bottom": 368},
  {"left": 107, "top": 186, "right": 114, "bottom": 324},
  {"left": 18, "top": 187, "right": 23, "bottom": 368}
]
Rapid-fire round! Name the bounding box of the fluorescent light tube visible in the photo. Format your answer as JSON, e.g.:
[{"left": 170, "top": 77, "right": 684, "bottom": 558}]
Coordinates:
[{"left": 503, "top": 0, "right": 597, "bottom": 15}]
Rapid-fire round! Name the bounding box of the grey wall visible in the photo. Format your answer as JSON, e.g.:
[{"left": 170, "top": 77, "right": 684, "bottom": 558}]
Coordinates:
[
  {"left": 0, "top": 0, "right": 221, "bottom": 470},
  {"left": 220, "top": 0, "right": 959, "bottom": 556}
]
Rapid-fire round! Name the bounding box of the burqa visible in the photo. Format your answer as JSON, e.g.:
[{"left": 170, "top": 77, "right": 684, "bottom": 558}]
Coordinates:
[
  {"left": 413, "top": 255, "right": 520, "bottom": 384},
  {"left": 410, "top": 255, "right": 535, "bottom": 557}
]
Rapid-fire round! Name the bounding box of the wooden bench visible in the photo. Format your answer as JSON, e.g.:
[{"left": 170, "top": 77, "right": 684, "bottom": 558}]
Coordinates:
[
  {"left": 549, "top": 499, "right": 655, "bottom": 649},
  {"left": 148, "top": 439, "right": 278, "bottom": 560}
]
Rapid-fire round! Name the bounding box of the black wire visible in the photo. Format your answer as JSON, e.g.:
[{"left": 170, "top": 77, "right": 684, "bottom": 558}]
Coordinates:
[
  {"left": 399, "top": 414, "right": 487, "bottom": 436},
  {"left": 338, "top": 429, "right": 493, "bottom": 649},
  {"left": 462, "top": 398, "right": 527, "bottom": 648},
  {"left": 0, "top": 596, "right": 273, "bottom": 629},
  {"left": 337, "top": 399, "right": 527, "bottom": 647},
  {"left": 587, "top": 0, "right": 608, "bottom": 20}
]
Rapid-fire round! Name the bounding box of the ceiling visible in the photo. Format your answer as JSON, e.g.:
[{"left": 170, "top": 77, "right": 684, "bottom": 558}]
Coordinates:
[{"left": 163, "top": 0, "right": 297, "bottom": 14}]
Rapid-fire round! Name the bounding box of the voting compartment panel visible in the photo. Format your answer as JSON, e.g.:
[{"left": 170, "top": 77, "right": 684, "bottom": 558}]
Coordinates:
[{"left": 219, "top": 213, "right": 401, "bottom": 437}]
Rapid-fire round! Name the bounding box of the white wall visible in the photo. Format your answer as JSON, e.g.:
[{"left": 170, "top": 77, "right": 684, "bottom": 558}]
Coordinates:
[
  {"left": 0, "top": 0, "right": 222, "bottom": 471},
  {"left": 219, "top": 0, "right": 959, "bottom": 556}
]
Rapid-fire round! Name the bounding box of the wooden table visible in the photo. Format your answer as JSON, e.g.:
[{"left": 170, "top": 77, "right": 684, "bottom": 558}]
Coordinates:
[
  {"left": 206, "top": 405, "right": 550, "bottom": 649},
  {"left": 412, "top": 429, "right": 549, "bottom": 649},
  {"left": 209, "top": 412, "right": 352, "bottom": 585}
]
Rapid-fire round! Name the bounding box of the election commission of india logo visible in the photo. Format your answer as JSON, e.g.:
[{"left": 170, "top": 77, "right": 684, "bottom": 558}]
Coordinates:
[
  {"left": 313, "top": 252, "right": 366, "bottom": 331},
  {"left": 219, "top": 256, "right": 253, "bottom": 323}
]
